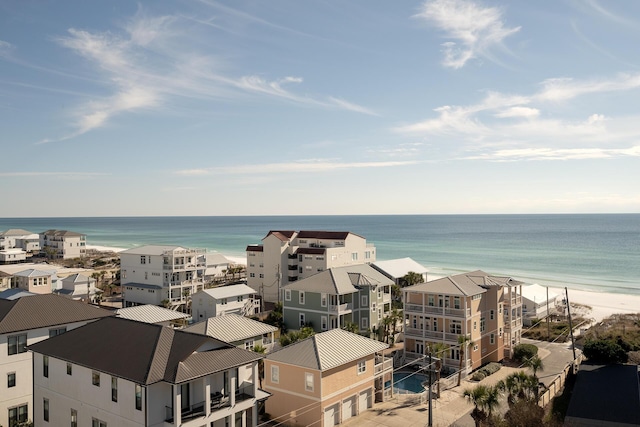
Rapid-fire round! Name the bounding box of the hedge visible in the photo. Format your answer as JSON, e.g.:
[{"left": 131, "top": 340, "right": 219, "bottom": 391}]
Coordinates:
[
  {"left": 471, "top": 362, "right": 502, "bottom": 381},
  {"left": 513, "top": 343, "right": 538, "bottom": 362}
]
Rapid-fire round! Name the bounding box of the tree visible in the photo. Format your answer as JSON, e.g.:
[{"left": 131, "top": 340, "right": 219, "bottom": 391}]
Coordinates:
[
  {"left": 503, "top": 398, "right": 545, "bottom": 427},
  {"left": 464, "top": 384, "right": 489, "bottom": 427},
  {"left": 182, "top": 288, "right": 191, "bottom": 314},
  {"left": 390, "top": 284, "right": 402, "bottom": 309},
  {"left": 389, "top": 308, "right": 402, "bottom": 344},
  {"left": 499, "top": 371, "right": 538, "bottom": 407},
  {"left": 430, "top": 342, "right": 449, "bottom": 397},
  {"left": 264, "top": 302, "right": 285, "bottom": 332},
  {"left": 484, "top": 385, "right": 502, "bottom": 417},
  {"left": 253, "top": 344, "right": 266, "bottom": 388},
  {"left": 583, "top": 339, "right": 628, "bottom": 364},
  {"left": 457, "top": 334, "right": 473, "bottom": 386},
  {"left": 279, "top": 326, "right": 315, "bottom": 347},
  {"left": 402, "top": 271, "right": 424, "bottom": 287},
  {"left": 161, "top": 299, "right": 172, "bottom": 308},
  {"left": 524, "top": 356, "right": 544, "bottom": 400},
  {"left": 342, "top": 322, "right": 359, "bottom": 334}
]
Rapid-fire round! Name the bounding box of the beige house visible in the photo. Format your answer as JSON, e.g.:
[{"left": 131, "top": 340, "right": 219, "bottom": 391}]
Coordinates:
[
  {"left": 39, "top": 229, "right": 86, "bottom": 259},
  {"left": 264, "top": 329, "right": 392, "bottom": 427},
  {"left": 11, "top": 269, "right": 53, "bottom": 295},
  {"left": 246, "top": 231, "right": 377, "bottom": 303},
  {"left": 403, "top": 270, "right": 523, "bottom": 377}
]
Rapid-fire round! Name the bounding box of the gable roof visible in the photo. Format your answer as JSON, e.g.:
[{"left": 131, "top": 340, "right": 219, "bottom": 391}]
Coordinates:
[
  {"left": 120, "top": 245, "right": 185, "bottom": 255},
  {"left": 116, "top": 305, "right": 190, "bottom": 324},
  {"left": 263, "top": 231, "right": 297, "bottom": 241},
  {"left": 372, "top": 257, "right": 428, "bottom": 279},
  {"left": 29, "top": 316, "right": 262, "bottom": 385},
  {"left": 13, "top": 269, "right": 52, "bottom": 278},
  {"left": 0, "top": 294, "right": 113, "bottom": 334},
  {"left": 61, "top": 273, "right": 92, "bottom": 283},
  {"left": 185, "top": 314, "right": 278, "bottom": 343},
  {"left": 41, "top": 229, "right": 86, "bottom": 237},
  {"left": 0, "top": 229, "right": 34, "bottom": 237},
  {"left": 521, "top": 284, "right": 558, "bottom": 303},
  {"left": 296, "top": 231, "right": 354, "bottom": 240},
  {"left": 283, "top": 264, "right": 393, "bottom": 295},
  {"left": 246, "top": 245, "right": 264, "bottom": 252},
  {"left": 198, "top": 284, "right": 257, "bottom": 300},
  {"left": 405, "top": 272, "right": 486, "bottom": 296},
  {"left": 266, "top": 329, "right": 387, "bottom": 371},
  {"left": 0, "top": 288, "right": 36, "bottom": 300}
]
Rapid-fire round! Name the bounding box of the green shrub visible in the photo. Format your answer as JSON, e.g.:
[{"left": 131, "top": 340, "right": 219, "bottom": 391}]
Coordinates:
[
  {"left": 483, "top": 362, "right": 501, "bottom": 375},
  {"left": 583, "top": 339, "right": 628, "bottom": 364},
  {"left": 513, "top": 343, "right": 538, "bottom": 362},
  {"left": 472, "top": 371, "right": 486, "bottom": 381}
]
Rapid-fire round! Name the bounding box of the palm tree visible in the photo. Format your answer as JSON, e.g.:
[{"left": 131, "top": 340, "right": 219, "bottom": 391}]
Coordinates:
[
  {"left": 389, "top": 308, "right": 402, "bottom": 343},
  {"left": 252, "top": 344, "right": 266, "bottom": 388},
  {"left": 524, "top": 355, "right": 544, "bottom": 399},
  {"left": 457, "top": 334, "right": 473, "bottom": 386},
  {"left": 402, "top": 271, "right": 424, "bottom": 287},
  {"left": 484, "top": 385, "right": 502, "bottom": 417},
  {"left": 501, "top": 371, "right": 538, "bottom": 405},
  {"left": 342, "top": 322, "right": 359, "bottom": 334},
  {"left": 431, "top": 342, "right": 449, "bottom": 397},
  {"left": 463, "top": 384, "right": 489, "bottom": 427}
]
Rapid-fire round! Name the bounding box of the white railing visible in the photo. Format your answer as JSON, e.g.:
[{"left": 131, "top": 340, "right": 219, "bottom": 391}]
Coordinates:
[
  {"left": 404, "top": 304, "right": 470, "bottom": 318},
  {"left": 374, "top": 359, "right": 393, "bottom": 375},
  {"left": 328, "top": 303, "right": 352, "bottom": 313}
]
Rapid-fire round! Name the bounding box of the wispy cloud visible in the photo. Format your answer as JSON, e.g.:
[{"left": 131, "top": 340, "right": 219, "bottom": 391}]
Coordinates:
[
  {"left": 36, "top": 7, "right": 375, "bottom": 143},
  {"left": 395, "top": 72, "right": 640, "bottom": 160},
  {"left": 414, "top": 0, "right": 520, "bottom": 69},
  {"left": 175, "top": 159, "right": 420, "bottom": 176}
]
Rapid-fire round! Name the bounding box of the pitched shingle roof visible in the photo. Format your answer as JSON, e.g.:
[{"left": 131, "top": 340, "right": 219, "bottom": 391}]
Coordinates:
[
  {"left": 41, "top": 229, "right": 85, "bottom": 237},
  {"left": 29, "top": 316, "right": 262, "bottom": 385},
  {"left": 283, "top": 264, "right": 393, "bottom": 295},
  {"left": 246, "top": 245, "right": 264, "bottom": 252},
  {"left": 266, "top": 329, "right": 387, "bottom": 371},
  {"left": 296, "top": 231, "right": 353, "bottom": 240},
  {"left": 0, "top": 229, "right": 34, "bottom": 237},
  {"left": 0, "top": 294, "right": 113, "bottom": 334},
  {"left": 185, "top": 313, "right": 278, "bottom": 343}
]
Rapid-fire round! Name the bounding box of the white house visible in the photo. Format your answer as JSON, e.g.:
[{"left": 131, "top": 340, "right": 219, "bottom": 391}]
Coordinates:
[
  {"left": 0, "top": 249, "right": 27, "bottom": 265},
  {"left": 192, "top": 285, "right": 260, "bottom": 321},
  {"left": 204, "top": 253, "right": 234, "bottom": 283},
  {"left": 185, "top": 314, "right": 279, "bottom": 352},
  {"left": 246, "top": 230, "right": 377, "bottom": 303},
  {"left": 30, "top": 316, "right": 269, "bottom": 427},
  {"left": 54, "top": 273, "right": 99, "bottom": 302},
  {"left": 0, "top": 229, "right": 40, "bottom": 253},
  {"left": 371, "top": 257, "right": 428, "bottom": 285},
  {"left": 0, "top": 294, "right": 113, "bottom": 427},
  {"left": 39, "top": 230, "right": 87, "bottom": 259},
  {"left": 120, "top": 245, "right": 207, "bottom": 309},
  {"left": 521, "top": 284, "right": 559, "bottom": 325}
]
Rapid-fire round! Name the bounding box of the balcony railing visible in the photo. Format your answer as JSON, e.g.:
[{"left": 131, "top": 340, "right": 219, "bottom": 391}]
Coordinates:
[
  {"left": 328, "top": 303, "right": 353, "bottom": 314},
  {"left": 405, "top": 304, "right": 471, "bottom": 318},
  {"left": 374, "top": 359, "right": 393, "bottom": 375},
  {"left": 404, "top": 328, "right": 459, "bottom": 342},
  {"left": 165, "top": 384, "right": 256, "bottom": 424},
  {"left": 504, "top": 296, "right": 522, "bottom": 306}
]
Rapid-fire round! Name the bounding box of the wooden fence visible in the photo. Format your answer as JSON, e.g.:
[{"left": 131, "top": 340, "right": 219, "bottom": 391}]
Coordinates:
[{"left": 537, "top": 353, "right": 583, "bottom": 407}]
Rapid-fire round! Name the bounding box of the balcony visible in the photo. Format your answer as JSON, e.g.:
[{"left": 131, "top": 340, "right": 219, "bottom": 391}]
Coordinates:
[
  {"left": 374, "top": 358, "right": 393, "bottom": 375},
  {"left": 405, "top": 304, "right": 471, "bottom": 318},
  {"left": 287, "top": 265, "right": 298, "bottom": 271},
  {"left": 329, "top": 303, "right": 353, "bottom": 314},
  {"left": 404, "top": 328, "right": 459, "bottom": 343},
  {"left": 164, "top": 384, "right": 256, "bottom": 424}
]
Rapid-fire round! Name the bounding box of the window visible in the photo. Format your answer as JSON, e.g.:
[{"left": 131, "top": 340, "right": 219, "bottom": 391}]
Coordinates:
[
  {"left": 111, "top": 377, "right": 117, "bottom": 402},
  {"left": 361, "top": 295, "right": 368, "bottom": 307},
  {"left": 71, "top": 409, "right": 78, "bottom": 427},
  {"left": 8, "top": 334, "right": 27, "bottom": 355},
  {"left": 284, "top": 289, "right": 291, "bottom": 301},
  {"left": 473, "top": 344, "right": 478, "bottom": 351},
  {"left": 454, "top": 296, "right": 461, "bottom": 309},
  {"left": 220, "top": 298, "right": 227, "bottom": 305},
  {"left": 490, "top": 334, "right": 495, "bottom": 344},
  {"left": 473, "top": 321, "right": 477, "bottom": 331},
  {"left": 43, "top": 398, "right": 49, "bottom": 422},
  {"left": 351, "top": 252, "right": 358, "bottom": 261},
  {"left": 140, "top": 256, "right": 146, "bottom": 264},
  {"left": 50, "top": 327, "right": 67, "bottom": 338},
  {"left": 490, "top": 309, "right": 494, "bottom": 320},
  {"left": 428, "top": 295, "right": 435, "bottom": 307},
  {"left": 321, "top": 316, "right": 328, "bottom": 331},
  {"left": 271, "top": 365, "right": 279, "bottom": 384},
  {"left": 365, "top": 251, "right": 371, "bottom": 259},
  {"left": 480, "top": 317, "right": 486, "bottom": 332},
  {"left": 237, "top": 296, "right": 243, "bottom": 302},
  {"left": 67, "top": 363, "right": 72, "bottom": 375},
  {"left": 244, "top": 341, "right": 254, "bottom": 350},
  {"left": 299, "top": 313, "right": 305, "bottom": 327},
  {"left": 8, "top": 404, "right": 28, "bottom": 426},
  {"left": 305, "top": 372, "right": 314, "bottom": 391},
  {"left": 92, "top": 418, "right": 107, "bottom": 427},
  {"left": 321, "top": 293, "right": 327, "bottom": 307},
  {"left": 259, "top": 273, "right": 264, "bottom": 278},
  {"left": 449, "top": 320, "right": 462, "bottom": 335},
  {"left": 249, "top": 273, "right": 255, "bottom": 278},
  {"left": 377, "top": 287, "right": 382, "bottom": 299},
  {"left": 43, "top": 355, "right": 49, "bottom": 378},
  {"left": 135, "top": 384, "right": 142, "bottom": 410},
  {"left": 92, "top": 371, "right": 100, "bottom": 386},
  {"left": 357, "top": 360, "right": 366, "bottom": 374},
  {"left": 7, "top": 372, "right": 15, "bottom": 388},
  {"left": 361, "top": 317, "right": 368, "bottom": 330},
  {"left": 450, "top": 348, "right": 460, "bottom": 360},
  {"left": 299, "top": 291, "right": 305, "bottom": 305}
]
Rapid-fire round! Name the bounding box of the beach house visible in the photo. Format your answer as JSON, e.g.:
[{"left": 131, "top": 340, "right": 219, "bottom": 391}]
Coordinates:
[
  {"left": 281, "top": 264, "right": 393, "bottom": 335},
  {"left": 120, "top": 245, "right": 207, "bottom": 310},
  {"left": 29, "top": 316, "right": 269, "bottom": 427},
  {"left": 403, "top": 270, "right": 523, "bottom": 376},
  {"left": 54, "top": 273, "right": 99, "bottom": 302},
  {"left": 11, "top": 268, "right": 54, "bottom": 295},
  {"left": 521, "top": 284, "right": 559, "bottom": 326},
  {"left": 191, "top": 284, "right": 260, "bottom": 320},
  {"left": 0, "top": 294, "right": 113, "bottom": 427},
  {"left": 371, "top": 257, "right": 428, "bottom": 286},
  {"left": 264, "top": 328, "right": 392, "bottom": 427},
  {"left": 185, "top": 313, "right": 279, "bottom": 352},
  {"left": 39, "top": 229, "right": 87, "bottom": 259},
  {"left": 246, "top": 230, "right": 376, "bottom": 303}
]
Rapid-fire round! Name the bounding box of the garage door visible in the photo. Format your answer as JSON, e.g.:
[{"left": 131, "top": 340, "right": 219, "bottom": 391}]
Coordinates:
[
  {"left": 324, "top": 404, "right": 338, "bottom": 427},
  {"left": 359, "top": 389, "right": 372, "bottom": 412},
  {"left": 342, "top": 396, "right": 356, "bottom": 421}
]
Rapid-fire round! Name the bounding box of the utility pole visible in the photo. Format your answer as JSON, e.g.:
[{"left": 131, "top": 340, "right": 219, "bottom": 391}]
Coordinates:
[
  {"left": 565, "top": 287, "right": 577, "bottom": 360},
  {"left": 428, "top": 349, "right": 433, "bottom": 427},
  {"left": 546, "top": 286, "right": 550, "bottom": 340}
]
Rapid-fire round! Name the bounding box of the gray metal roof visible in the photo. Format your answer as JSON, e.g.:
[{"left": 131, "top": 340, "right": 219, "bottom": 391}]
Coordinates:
[
  {"left": 0, "top": 294, "right": 113, "bottom": 334},
  {"left": 0, "top": 288, "right": 36, "bottom": 300},
  {"left": 283, "top": 264, "right": 393, "bottom": 295},
  {"left": 266, "top": 329, "right": 388, "bottom": 371},
  {"left": 62, "top": 273, "right": 92, "bottom": 283},
  {"left": 41, "top": 229, "right": 86, "bottom": 237},
  {"left": 199, "top": 284, "right": 256, "bottom": 299},
  {"left": 116, "top": 305, "right": 190, "bottom": 324},
  {"left": 0, "top": 228, "right": 34, "bottom": 237},
  {"left": 185, "top": 314, "right": 278, "bottom": 343},
  {"left": 29, "top": 316, "right": 262, "bottom": 385},
  {"left": 13, "top": 269, "right": 52, "bottom": 277},
  {"left": 405, "top": 271, "right": 489, "bottom": 296},
  {"left": 372, "top": 257, "right": 428, "bottom": 279},
  {"left": 120, "top": 245, "right": 184, "bottom": 255},
  {"left": 123, "top": 282, "right": 163, "bottom": 290}
]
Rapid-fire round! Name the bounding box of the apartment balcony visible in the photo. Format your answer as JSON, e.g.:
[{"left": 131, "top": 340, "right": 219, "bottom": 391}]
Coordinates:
[
  {"left": 328, "top": 302, "right": 353, "bottom": 314},
  {"left": 404, "top": 328, "right": 460, "bottom": 343},
  {"left": 287, "top": 265, "right": 298, "bottom": 271},
  {"left": 405, "top": 304, "right": 471, "bottom": 318},
  {"left": 504, "top": 296, "right": 523, "bottom": 306},
  {"left": 164, "top": 384, "right": 257, "bottom": 424},
  {"left": 504, "top": 319, "right": 523, "bottom": 331},
  {"left": 374, "top": 357, "right": 393, "bottom": 376},
  {"left": 287, "top": 276, "right": 298, "bottom": 282}
]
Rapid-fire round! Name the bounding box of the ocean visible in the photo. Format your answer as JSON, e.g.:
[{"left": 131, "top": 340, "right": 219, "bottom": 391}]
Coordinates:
[{"left": 1, "top": 214, "right": 638, "bottom": 296}]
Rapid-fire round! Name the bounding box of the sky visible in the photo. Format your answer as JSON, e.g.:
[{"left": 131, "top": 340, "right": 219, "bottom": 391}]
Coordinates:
[{"left": 1, "top": 0, "right": 640, "bottom": 217}]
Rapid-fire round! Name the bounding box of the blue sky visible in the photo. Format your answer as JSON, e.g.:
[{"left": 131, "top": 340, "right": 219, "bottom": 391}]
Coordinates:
[{"left": 1, "top": 0, "right": 639, "bottom": 216}]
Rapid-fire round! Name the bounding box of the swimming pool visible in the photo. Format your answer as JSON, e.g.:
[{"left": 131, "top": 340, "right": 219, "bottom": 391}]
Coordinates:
[{"left": 393, "top": 371, "right": 429, "bottom": 394}]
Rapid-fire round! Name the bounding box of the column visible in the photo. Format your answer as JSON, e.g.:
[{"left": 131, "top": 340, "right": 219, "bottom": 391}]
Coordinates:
[
  {"left": 205, "top": 376, "right": 212, "bottom": 416},
  {"left": 253, "top": 362, "right": 259, "bottom": 395},
  {"left": 173, "top": 385, "right": 182, "bottom": 425}
]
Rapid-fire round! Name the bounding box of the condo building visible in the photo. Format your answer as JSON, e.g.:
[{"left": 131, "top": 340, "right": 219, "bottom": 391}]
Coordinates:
[
  {"left": 39, "top": 230, "right": 86, "bottom": 259},
  {"left": 246, "top": 231, "right": 376, "bottom": 303}
]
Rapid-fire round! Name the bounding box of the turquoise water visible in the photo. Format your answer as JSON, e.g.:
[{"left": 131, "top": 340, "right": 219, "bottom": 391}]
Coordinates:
[
  {"left": 0, "top": 214, "right": 638, "bottom": 295},
  {"left": 394, "top": 371, "right": 428, "bottom": 393}
]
